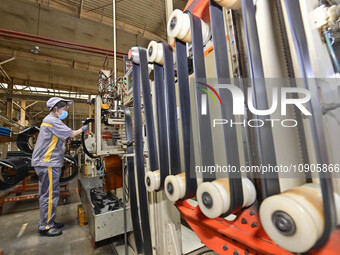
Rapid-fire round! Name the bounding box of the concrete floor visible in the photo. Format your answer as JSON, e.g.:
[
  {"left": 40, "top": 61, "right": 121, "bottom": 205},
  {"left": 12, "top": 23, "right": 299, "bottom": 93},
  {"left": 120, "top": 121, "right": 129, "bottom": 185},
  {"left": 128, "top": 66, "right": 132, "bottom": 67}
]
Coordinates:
[
  {"left": 0, "top": 176, "right": 216, "bottom": 255},
  {"left": 0, "top": 177, "right": 114, "bottom": 255}
]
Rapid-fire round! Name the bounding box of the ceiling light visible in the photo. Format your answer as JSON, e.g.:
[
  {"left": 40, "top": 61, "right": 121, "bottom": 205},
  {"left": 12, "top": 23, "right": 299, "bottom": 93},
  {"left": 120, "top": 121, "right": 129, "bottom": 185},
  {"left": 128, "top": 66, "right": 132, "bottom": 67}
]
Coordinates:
[{"left": 31, "top": 45, "right": 40, "bottom": 54}]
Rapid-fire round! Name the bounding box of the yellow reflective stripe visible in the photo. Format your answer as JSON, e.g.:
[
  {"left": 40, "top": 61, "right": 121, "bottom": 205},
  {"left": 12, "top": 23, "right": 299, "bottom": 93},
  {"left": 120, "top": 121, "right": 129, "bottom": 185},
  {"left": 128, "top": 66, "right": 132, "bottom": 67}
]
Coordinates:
[
  {"left": 43, "top": 135, "right": 58, "bottom": 162},
  {"left": 47, "top": 166, "right": 53, "bottom": 224},
  {"left": 41, "top": 123, "right": 52, "bottom": 128}
]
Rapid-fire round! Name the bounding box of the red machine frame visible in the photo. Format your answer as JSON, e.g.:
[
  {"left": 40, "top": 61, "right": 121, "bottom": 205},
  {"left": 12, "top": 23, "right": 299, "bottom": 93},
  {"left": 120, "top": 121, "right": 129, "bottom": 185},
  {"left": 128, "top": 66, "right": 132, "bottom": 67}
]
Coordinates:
[
  {"left": 0, "top": 172, "right": 69, "bottom": 215},
  {"left": 176, "top": 201, "right": 340, "bottom": 255}
]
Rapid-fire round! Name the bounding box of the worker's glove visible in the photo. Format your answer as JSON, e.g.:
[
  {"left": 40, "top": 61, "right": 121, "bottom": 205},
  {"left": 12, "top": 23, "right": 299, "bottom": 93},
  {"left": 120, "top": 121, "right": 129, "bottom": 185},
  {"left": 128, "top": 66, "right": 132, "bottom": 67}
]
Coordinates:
[{"left": 81, "top": 125, "right": 89, "bottom": 133}]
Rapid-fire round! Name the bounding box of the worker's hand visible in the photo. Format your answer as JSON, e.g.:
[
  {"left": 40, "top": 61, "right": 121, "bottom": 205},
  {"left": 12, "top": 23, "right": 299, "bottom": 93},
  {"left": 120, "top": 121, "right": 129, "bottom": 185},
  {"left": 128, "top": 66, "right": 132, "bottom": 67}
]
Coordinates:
[{"left": 81, "top": 125, "right": 89, "bottom": 133}]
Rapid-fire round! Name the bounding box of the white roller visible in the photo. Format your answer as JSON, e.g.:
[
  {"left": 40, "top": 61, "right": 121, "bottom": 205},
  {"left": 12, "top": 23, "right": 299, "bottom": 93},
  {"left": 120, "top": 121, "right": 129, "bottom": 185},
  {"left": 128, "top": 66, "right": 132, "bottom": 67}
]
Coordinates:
[
  {"left": 197, "top": 178, "right": 230, "bottom": 218},
  {"left": 197, "top": 178, "right": 256, "bottom": 219},
  {"left": 145, "top": 170, "right": 160, "bottom": 192},
  {"left": 164, "top": 173, "right": 186, "bottom": 202},
  {"left": 167, "top": 9, "right": 211, "bottom": 45},
  {"left": 147, "top": 41, "right": 164, "bottom": 65},
  {"left": 259, "top": 183, "right": 340, "bottom": 253},
  {"left": 213, "top": 0, "right": 241, "bottom": 10},
  {"left": 242, "top": 177, "right": 257, "bottom": 207},
  {"left": 147, "top": 40, "right": 176, "bottom": 65},
  {"left": 303, "top": 183, "right": 340, "bottom": 225}
]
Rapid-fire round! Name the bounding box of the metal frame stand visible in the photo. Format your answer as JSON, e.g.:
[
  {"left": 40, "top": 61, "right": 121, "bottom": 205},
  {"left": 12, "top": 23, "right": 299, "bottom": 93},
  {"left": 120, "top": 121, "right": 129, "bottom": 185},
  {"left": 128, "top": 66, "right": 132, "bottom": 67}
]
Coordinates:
[{"left": 0, "top": 175, "right": 69, "bottom": 215}]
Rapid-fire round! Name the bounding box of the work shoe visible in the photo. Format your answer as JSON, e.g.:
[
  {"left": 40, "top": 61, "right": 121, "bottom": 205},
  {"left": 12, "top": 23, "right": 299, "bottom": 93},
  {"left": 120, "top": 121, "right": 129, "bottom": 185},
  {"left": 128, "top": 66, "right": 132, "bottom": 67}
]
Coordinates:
[
  {"left": 39, "top": 228, "right": 62, "bottom": 237},
  {"left": 54, "top": 222, "right": 64, "bottom": 229}
]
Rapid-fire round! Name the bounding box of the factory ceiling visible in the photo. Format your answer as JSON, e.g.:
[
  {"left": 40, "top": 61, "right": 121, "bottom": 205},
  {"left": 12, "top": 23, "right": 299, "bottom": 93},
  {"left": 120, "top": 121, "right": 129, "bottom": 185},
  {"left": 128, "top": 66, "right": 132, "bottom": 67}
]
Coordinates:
[{"left": 0, "top": 0, "right": 186, "bottom": 96}]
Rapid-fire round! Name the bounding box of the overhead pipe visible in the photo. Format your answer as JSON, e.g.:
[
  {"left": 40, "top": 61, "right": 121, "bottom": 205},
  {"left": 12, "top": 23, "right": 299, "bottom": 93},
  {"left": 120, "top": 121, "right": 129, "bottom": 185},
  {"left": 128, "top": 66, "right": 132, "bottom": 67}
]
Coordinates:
[
  {"left": 0, "top": 33, "right": 124, "bottom": 59},
  {"left": 0, "top": 28, "right": 127, "bottom": 55}
]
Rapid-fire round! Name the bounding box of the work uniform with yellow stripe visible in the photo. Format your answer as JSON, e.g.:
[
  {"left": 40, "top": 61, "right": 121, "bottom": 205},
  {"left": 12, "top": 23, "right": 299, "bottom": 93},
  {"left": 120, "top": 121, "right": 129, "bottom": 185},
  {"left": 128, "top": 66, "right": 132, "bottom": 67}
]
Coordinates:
[{"left": 32, "top": 113, "right": 73, "bottom": 231}]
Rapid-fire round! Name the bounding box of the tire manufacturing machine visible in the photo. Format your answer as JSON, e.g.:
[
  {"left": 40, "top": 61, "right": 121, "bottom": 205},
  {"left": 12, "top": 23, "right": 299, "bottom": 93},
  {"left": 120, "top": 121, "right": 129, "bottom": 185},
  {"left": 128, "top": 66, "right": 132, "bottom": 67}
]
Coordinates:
[{"left": 81, "top": 0, "right": 340, "bottom": 254}]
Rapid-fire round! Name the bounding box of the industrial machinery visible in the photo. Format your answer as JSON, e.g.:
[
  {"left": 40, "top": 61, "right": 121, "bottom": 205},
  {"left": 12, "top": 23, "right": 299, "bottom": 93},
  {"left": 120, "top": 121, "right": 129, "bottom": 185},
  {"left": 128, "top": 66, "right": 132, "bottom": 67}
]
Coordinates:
[
  {"left": 118, "top": 0, "right": 340, "bottom": 254},
  {"left": 79, "top": 69, "right": 135, "bottom": 250},
  {"left": 80, "top": 0, "right": 340, "bottom": 254}
]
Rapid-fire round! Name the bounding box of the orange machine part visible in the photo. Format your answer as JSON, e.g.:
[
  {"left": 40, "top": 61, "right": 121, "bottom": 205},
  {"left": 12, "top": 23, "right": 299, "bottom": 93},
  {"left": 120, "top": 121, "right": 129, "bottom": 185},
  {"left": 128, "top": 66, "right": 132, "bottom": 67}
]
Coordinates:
[
  {"left": 175, "top": 1, "right": 340, "bottom": 253},
  {"left": 176, "top": 200, "right": 292, "bottom": 255},
  {"left": 183, "top": 0, "right": 210, "bottom": 22},
  {"left": 104, "top": 155, "right": 122, "bottom": 192},
  {"left": 309, "top": 229, "right": 340, "bottom": 255},
  {"left": 102, "top": 131, "right": 113, "bottom": 139},
  {"left": 176, "top": 200, "right": 340, "bottom": 255}
]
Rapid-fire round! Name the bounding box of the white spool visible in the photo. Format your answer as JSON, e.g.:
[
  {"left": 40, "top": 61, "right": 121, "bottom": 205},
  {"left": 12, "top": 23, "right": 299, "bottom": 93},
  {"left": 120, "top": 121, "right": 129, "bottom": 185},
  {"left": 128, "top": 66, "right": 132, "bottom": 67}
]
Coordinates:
[
  {"left": 197, "top": 178, "right": 256, "bottom": 219},
  {"left": 147, "top": 41, "right": 164, "bottom": 65},
  {"left": 303, "top": 183, "right": 340, "bottom": 225},
  {"left": 145, "top": 170, "right": 160, "bottom": 192},
  {"left": 128, "top": 46, "right": 140, "bottom": 64},
  {"left": 167, "top": 9, "right": 211, "bottom": 45},
  {"left": 241, "top": 177, "right": 257, "bottom": 207},
  {"left": 213, "top": 0, "right": 241, "bottom": 10},
  {"left": 259, "top": 183, "right": 340, "bottom": 253},
  {"left": 197, "top": 178, "right": 230, "bottom": 218},
  {"left": 147, "top": 40, "right": 177, "bottom": 65},
  {"left": 164, "top": 173, "right": 186, "bottom": 202}
]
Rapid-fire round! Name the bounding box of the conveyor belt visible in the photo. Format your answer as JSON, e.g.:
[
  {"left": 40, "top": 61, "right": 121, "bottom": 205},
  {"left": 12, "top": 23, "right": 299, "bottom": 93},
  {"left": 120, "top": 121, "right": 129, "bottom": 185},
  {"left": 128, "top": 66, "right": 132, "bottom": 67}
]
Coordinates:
[
  {"left": 132, "top": 47, "right": 152, "bottom": 254},
  {"left": 162, "top": 42, "right": 182, "bottom": 176},
  {"left": 153, "top": 62, "right": 170, "bottom": 189},
  {"left": 281, "top": 0, "right": 336, "bottom": 248},
  {"left": 139, "top": 48, "right": 159, "bottom": 175},
  {"left": 120, "top": 105, "right": 144, "bottom": 254},
  {"left": 175, "top": 39, "right": 197, "bottom": 199},
  {"left": 208, "top": 0, "right": 243, "bottom": 214},
  {"left": 187, "top": 10, "right": 216, "bottom": 182},
  {"left": 241, "top": 0, "right": 280, "bottom": 198}
]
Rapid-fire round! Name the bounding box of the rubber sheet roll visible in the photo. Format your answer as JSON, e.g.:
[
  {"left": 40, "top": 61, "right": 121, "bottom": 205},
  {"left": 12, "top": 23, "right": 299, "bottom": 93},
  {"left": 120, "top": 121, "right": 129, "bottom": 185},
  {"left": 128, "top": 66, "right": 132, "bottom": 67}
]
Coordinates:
[
  {"left": 196, "top": 178, "right": 256, "bottom": 218},
  {"left": 145, "top": 170, "right": 161, "bottom": 192},
  {"left": 259, "top": 183, "right": 340, "bottom": 253},
  {"left": 213, "top": 0, "right": 241, "bottom": 10},
  {"left": 164, "top": 173, "right": 186, "bottom": 202},
  {"left": 167, "top": 9, "right": 211, "bottom": 45},
  {"left": 128, "top": 46, "right": 140, "bottom": 64}
]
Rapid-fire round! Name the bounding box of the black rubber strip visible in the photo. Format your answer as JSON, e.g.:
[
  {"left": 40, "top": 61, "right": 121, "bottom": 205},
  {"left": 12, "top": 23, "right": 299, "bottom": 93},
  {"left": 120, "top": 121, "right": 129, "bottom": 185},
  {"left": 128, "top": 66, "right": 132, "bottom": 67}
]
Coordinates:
[
  {"left": 139, "top": 48, "right": 159, "bottom": 173},
  {"left": 59, "top": 154, "right": 78, "bottom": 184},
  {"left": 154, "top": 62, "right": 170, "bottom": 189},
  {"left": 162, "top": 43, "right": 181, "bottom": 176},
  {"left": 16, "top": 126, "right": 40, "bottom": 154},
  {"left": 187, "top": 11, "right": 216, "bottom": 182},
  {"left": 241, "top": 0, "right": 280, "bottom": 198},
  {"left": 209, "top": 0, "right": 243, "bottom": 214},
  {"left": 282, "top": 0, "right": 336, "bottom": 248},
  {"left": 175, "top": 39, "right": 197, "bottom": 199},
  {"left": 274, "top": 0, "right": 312, "bottom": 183},
  {"left": 0, "top": 158, "right": 28, "bottom": 190},
  {"left": 120, "top": 105, "right": 144, "bottom": 254},
  {"left": 81, "top": 118, "right": 99, "bottom": 159},
  {"left": 132, "top": 49, "right": 152, "bottom": 255}
]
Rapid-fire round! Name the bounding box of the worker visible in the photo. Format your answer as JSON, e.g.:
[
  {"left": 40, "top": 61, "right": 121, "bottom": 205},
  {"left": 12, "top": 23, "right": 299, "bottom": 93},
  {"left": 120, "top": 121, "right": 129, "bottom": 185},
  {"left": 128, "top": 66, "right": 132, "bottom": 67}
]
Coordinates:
[{"left": 31, "top": 97, "right": 88, "bottom": 237}]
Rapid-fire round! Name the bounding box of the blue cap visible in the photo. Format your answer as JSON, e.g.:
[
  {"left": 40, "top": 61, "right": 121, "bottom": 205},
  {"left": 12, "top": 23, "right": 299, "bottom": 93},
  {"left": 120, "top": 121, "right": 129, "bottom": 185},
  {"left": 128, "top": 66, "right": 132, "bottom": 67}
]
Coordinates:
[{"left": 46, "top": 97, "right": 73, "bottom": 111}]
